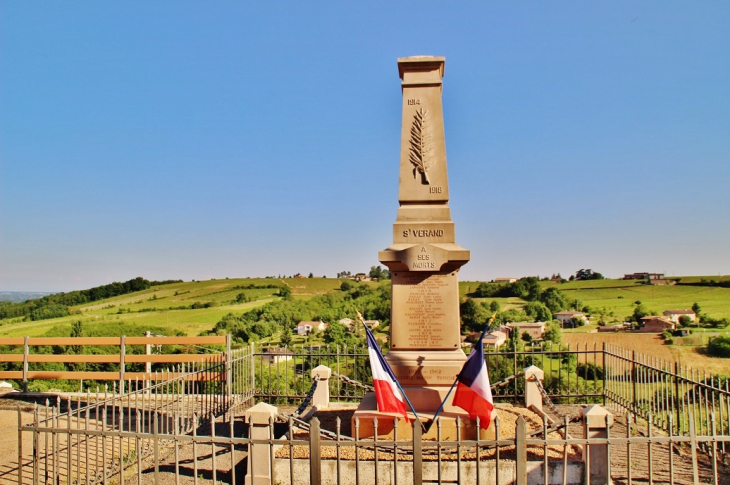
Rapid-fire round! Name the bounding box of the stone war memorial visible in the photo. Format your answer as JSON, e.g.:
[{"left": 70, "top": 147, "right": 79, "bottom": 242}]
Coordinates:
[
  {"left": 10, "top": 55, "right": 730, "bottom": 485},
  {"left": 353, "top": 55, "right": 478, "bottom": 439}
]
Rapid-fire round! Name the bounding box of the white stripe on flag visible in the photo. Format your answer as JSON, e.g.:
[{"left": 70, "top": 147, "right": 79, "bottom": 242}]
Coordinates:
[
  {"left": 368, "top": 345, "right": 404, "bottom": 404},
  {"left": 469, "top": 361, "right": 493, "bottom": 403}
]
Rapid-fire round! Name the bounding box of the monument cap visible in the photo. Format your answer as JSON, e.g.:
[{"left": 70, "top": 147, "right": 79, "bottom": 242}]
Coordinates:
[{"left": 398, "top": 56, "right": 445, "bottom": 79}]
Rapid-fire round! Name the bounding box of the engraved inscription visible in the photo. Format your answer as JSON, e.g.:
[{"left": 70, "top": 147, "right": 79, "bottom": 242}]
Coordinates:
[
  {"left": 407, "top": 98, "right": 421, "bottom": 105},
  {"left": 429, "top": 186, "right": 443, "bottom": 193},
  {"left": 402, "top": 228, "right": 445, "bottom": 238},
  {"left": 392, "top": 366, "right": 459, "bottom": 384},
  {"left": 409, "top": 108, "right": 432, "bottom": 185},
  {"left": 393, "top": 273, "right": 452, "bottom": 348}
]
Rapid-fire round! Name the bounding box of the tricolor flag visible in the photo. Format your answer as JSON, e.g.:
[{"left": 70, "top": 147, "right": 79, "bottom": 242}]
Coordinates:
[
  {"left": 451, "top": 329, "right": 494, "bottom": 429},
  {"left": 363, "top": 322, "right": 409, "bottom": 420}
]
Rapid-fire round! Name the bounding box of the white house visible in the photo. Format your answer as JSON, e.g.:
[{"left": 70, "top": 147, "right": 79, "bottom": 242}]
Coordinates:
[
  {"left": 494, "top": 278, "right": 517, "bottom": 283},
  {"left": 338, "top": 318, "right": 354, "bottom": 329},
  {"left": 261, "top": 347, "right": 294, "bottom": 364},
  {"left": 555, "top": 311, "right": 588, "bottom": 327},
  {"left": 483, "top": 330, "right": 508, "bottom": 349},
  {"left": 297, "top": 320, "right": 328, "bottom": 336},
  {"left": 662, "top": 309, "right": 697, "bottom": 324}
]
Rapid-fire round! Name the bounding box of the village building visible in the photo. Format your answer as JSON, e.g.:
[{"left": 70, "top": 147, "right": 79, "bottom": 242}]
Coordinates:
[
  {"left": 598, "top": 324, "right": 623, "bottom": 333},
  {"left": 555, "top": 311, "right": 588, "bottom": 327},
  {"left": 494, "top": 277, "right": 517, "bottom": 283},
  {"left": 338, "top": 317, "right": 354, "bottom": 329},
  {"left": 261, "top": 347, "right": 294, "bottom": 364},
  {"left": 506, "top": 321, "right": 545, "bottom": 340},
  {"left": 639, "top": 316, "right": 675, "bottom": 333},
  {"left": 297, "top": 320, "right": 328, "bottom": 336},
  {"left": 623, "top": 272, "right": 665, "bottom": 280},
  {"left": 482, "top": 330, "right": 508, "bottom": 348},
  {"left": 662, "top": 309, "right": 697, "bottom": 324},
  {"left": 363, "top": 320, "right": 380, "bottom": 329}
]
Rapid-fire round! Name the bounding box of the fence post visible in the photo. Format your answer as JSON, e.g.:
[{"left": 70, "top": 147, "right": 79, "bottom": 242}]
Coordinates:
[
  {"left": 581, "top": 404, "right": 614, "bottom": 485},
  {"left": 602, "top": 342, "right": 607, "bottom": 406},
  {"left": 311, "top": 365, "right": 331, "bottom": 409},
  {"left": 250, "top": 342, "right": 256, "bottom": 393},
  {"left": 689, "top": 412, "right": 699, "bottom": 485},
  {"left": 631, "top": 351, "right": 637, "bottom": 413},
  {"left": 524, "top": 365, "right": 544, "bottom": 413},
  {"left": 674, "top": 362, "right": 681, "bottom": 434},
  {"left": 244, "top": 402, "right": 277, "bottom": 485},
  {"left": 515, "top": 416, "right": 527, "bottom": 485},
  {"left": 22, "top": 336, "right": 29, "bottom": 393},
  {"left": 119, "top": 336, "right": 126, "bottom": 395},
  {"left": 225, "top": 334, "right": 232, "bottom": 401},
  {"left": 310, "top": 417, "right": 322, "bottom": 485},
  {"left": 145, "top": 331, "right": 152, "bottom": 390}
]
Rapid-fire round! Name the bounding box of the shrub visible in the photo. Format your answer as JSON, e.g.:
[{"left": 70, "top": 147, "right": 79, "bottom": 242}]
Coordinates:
[
  {"left": 576, "top": 362, "right": 604, "bottom": 380},
  {"left": 708, "top": 336, "right": 730, "bottom": 358}
]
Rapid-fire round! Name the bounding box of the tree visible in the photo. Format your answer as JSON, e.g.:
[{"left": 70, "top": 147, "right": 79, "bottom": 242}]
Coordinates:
[
  {"left": 524, "top": 301, "right": 552, "bottom": 322},
  {"left": 489, "top": 300, "right": 501, "bottom": 313},
  {"left": 340, "top": 280, "right": 353, "bottom": 291},
  {"left": 460, "top": 299, "right": 483, "bottom": 331},
  {"left": 678, "top": 315, "right": 692, "bottom": 327},
  {"left": 278, "top": 286, "right": 292, "bottom": 300},
  {"left": 571, "top": 316, "right": 586, "bottom": 327},
  {"left": 280, "top": 328, "right": 293, "bottom": 347},
  {"left": 539, "top": 287, "right": 568, "bottom": 314},
  {"left": 575, "top": 269, "right": 604, "bottom": 281},
  {"left": 632, "top": 303, "right": 650, "bottom": 324},
  {"left": 323, "top": 322, "right": 349, "bottom": 345},
  {"left": 308, "top": 272, "right": 314, "bottom": 278},
  {"left": 521, "top": 331, "right": 533, "bottom": 343},
  {"left": 369, "top": 266, "right": 390, "bottom": 280},
  {"left": 543, "top": 321, "right": 563, "bottom": 345},
  {"left": 569, "top": 298, "right": 583, "bottom": 311},
  {"left": 692, "top": 302, "right": 702, "bottom": 317},
  {"left": 707, "top": 336, "right": 730, "bottom": 358}
]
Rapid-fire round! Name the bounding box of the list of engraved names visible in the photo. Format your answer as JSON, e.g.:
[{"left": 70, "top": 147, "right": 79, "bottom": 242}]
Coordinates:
[{"left": 393, "top": 272, "right": 456, "bottom": 349}]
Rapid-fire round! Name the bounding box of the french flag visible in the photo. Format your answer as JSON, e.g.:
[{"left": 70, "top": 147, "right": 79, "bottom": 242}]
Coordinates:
[
  {"left": 452, "top": 330, "right": 494, "bottom": 429},
  {"left": 364, "top": 323, "right": 409, "bottom": 420}
]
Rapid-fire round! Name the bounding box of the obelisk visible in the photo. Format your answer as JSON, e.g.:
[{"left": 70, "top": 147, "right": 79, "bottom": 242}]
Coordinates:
[{"left": 354, "top": 56, "right": 474, "bottom": 439}]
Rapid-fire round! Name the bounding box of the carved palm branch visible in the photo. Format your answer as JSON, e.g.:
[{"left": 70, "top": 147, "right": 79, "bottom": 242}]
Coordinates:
[{"left": 409, "top": 108, "right": 432, "bottom": 185}]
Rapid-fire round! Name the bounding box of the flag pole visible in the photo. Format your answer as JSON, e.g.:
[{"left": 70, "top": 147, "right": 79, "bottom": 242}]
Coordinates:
[
  {"left": 357, "top": 311, "right": 426, "bottom": 431},
  {"left": 424, "top": 312, "right": 497, "bottom": 433}
]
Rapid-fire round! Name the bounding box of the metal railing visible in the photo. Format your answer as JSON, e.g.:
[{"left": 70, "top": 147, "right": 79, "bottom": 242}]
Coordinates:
[
  {"left": 19, "top": 407, "right": 730, "bottom": 485},
  {"left": 14, "top": 345, "right": 254, "bottom": 485},
  {"left": 11, "top": 340, "right": 730, "bottom": 484}
]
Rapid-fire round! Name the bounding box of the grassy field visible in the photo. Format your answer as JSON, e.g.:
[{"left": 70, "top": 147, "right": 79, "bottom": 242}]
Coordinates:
[
  {"left": 0, "top": 277, "right": 347, "bottom": 338},
  {"left": 462, "top": 277, "right": 730, "bottom": 321},
  {"left": 563, "top": 333, "right": 730, "bottom": 376}
]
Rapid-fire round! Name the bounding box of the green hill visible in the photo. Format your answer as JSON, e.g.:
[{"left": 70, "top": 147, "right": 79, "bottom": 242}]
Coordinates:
[
  {"left": 461, "top": 277, "right": 730, "bottom": 322},
  {"left": 2, "top": 275, "right": 728, "bottom": 340},
  {"left": 0, "top": 277, "right": 342, "bottom": 338}
]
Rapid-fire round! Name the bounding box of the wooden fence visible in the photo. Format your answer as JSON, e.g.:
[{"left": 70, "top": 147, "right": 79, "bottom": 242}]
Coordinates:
[{"left": 0, "top": 335, "right": 231, "bottom": 392}]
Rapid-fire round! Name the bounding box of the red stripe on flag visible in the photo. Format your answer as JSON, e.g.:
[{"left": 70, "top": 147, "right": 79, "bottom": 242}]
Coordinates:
[
  {"left": 373, "top": 379, "right": 408, "bottom": 418},
  {"left": 452, "top": 382, "right": 494, "bottom": 429}
]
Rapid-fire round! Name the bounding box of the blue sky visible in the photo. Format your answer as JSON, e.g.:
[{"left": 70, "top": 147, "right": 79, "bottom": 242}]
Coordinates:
[{"left": 1, "top": 2, "right": 728, "bottom": 292}]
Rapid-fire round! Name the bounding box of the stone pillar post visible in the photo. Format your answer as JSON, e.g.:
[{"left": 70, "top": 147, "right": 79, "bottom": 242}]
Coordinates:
[
  {"left": 581, "top": 404, "right": 614, "bottom": 485},
  {"left": 244, "top": 402, "right": 278, "bottom": 485},
  {"left": 311, "top": 365, "right": 331, "bottom": 409},
  {"left": 524, "top": 365, "right": 544, "bottom": 412}
]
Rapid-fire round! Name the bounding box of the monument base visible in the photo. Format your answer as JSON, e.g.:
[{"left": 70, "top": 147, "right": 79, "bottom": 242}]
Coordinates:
[{"left": 351, "top": 391, "right": 495, "bottom": 440}]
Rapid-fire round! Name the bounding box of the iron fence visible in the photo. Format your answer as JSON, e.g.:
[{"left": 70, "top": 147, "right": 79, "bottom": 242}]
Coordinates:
[
  {"left": 14, "top": 345, "right": 254, "bottom": 485},
  {"left": 18, "top": 407, "right": 730, "bottom": 485}
]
